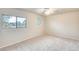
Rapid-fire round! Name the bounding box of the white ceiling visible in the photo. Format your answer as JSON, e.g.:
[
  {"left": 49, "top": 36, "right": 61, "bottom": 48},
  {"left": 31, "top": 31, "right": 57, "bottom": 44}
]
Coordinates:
[{"left": 16, "top": 8, "right": 79, "bottom": 16}]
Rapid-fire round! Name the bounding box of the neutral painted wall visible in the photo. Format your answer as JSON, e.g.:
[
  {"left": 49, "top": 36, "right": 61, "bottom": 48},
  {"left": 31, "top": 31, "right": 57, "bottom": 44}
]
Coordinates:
[
  {"left": 0, "top": 9, "right": 45, "bottom": 48},
  {"left": 46, "top": 11, "right": 79, "bottom": 40}
]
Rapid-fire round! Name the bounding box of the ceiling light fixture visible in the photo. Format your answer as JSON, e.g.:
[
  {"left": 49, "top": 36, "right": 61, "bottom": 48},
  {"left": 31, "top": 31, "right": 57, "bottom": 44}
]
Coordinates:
[
  {"left": 44, "top": 8, "right": 57, "bottom": 15},
  {"left": 36, "top": 8, "right": 57, "bottom": 15}
]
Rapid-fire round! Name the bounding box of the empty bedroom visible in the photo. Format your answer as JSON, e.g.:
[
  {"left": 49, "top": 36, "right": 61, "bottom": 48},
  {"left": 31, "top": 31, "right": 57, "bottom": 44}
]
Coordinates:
[{"left": 0, "top": 8, "right": 79, "bottom": 51}]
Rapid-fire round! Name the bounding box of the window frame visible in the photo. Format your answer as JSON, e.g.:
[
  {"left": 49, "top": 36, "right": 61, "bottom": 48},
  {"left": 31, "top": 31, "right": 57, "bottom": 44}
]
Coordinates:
[{"left": 1, "top": 14, "right": 27, "bottom": 29}]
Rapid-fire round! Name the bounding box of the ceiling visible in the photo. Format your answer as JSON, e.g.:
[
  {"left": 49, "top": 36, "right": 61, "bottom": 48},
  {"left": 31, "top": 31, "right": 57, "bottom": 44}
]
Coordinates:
[{"left": 16, "top": 8, "right": 79, "bottom": 16}]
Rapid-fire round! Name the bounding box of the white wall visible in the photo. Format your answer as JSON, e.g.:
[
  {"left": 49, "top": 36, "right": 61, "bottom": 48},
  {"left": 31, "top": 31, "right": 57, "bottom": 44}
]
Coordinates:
[
  {"left": 0, "top": 9, "right": 45, "bottom": 48},
  {"left": 46, "top": 11, "right": 79, "bottom": 40}
]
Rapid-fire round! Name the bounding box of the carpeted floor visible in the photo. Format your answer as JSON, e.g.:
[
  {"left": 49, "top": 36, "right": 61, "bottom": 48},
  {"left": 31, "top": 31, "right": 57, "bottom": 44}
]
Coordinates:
[{"left": 0, "top": 35, "right": 79, "bottom": 51}]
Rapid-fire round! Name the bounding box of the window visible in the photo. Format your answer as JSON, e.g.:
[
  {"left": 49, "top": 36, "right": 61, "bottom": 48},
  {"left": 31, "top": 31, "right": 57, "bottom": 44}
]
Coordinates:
[
  {"left": 17, "top": 17, "right": 26, "bottom": 28},
  {"left": 2, "top": 15, "right": 16, "bottom": 28},
  {"left": 2, "top": 15, "right": 26, "bottom": 28}
]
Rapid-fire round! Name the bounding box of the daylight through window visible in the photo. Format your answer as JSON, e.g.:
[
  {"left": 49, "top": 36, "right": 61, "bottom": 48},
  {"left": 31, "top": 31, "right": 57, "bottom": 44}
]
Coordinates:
[{"left": 2, "top": 15, "right": 26, "bottom": 28}]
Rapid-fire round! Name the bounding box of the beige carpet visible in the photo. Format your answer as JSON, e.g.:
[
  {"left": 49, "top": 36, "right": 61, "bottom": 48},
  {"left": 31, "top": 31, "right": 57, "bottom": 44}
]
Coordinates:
[{"left": 0, "top": 35, "right": 79, "bottom": 51}]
